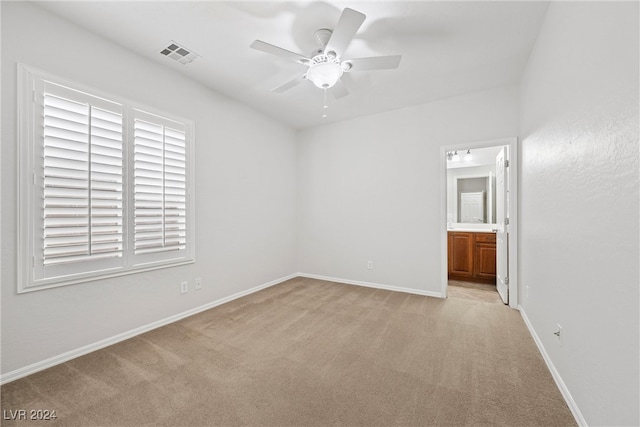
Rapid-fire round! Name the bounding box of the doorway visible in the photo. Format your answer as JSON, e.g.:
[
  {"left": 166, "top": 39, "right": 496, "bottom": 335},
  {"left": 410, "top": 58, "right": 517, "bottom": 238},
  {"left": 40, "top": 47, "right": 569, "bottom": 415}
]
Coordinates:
[{"left": 440, "top": 138, "right": 518, "bottom": 308}]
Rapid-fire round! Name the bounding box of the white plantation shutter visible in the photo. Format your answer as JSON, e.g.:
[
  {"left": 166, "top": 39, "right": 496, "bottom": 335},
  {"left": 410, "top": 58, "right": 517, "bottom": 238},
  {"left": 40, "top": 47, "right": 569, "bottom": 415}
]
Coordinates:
[
  {"left": 18, "top": 65, "right": 194, "bottom": 292},
  {"left": 133, "top": 111, "right": 188, "bottom": 258},
  {"left": 164, "top": 128, "right": 188, "bottom": 250},
  {"left": 41, "top": 82, "right": 123, "bottom": 267}
]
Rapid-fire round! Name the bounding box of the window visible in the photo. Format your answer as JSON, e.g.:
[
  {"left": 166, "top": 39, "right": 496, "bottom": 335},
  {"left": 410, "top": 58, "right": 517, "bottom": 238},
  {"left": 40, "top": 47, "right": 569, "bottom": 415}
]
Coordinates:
[
  {"left": 18, "top": 64, "right": 195, "bottom": 292},
  {"left": 132, "top": 110, "right": 188, "bottom": 260}
]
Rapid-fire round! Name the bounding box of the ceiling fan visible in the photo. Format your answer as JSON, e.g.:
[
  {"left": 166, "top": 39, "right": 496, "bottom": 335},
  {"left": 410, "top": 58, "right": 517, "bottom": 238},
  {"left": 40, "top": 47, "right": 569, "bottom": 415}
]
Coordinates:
[{"left": 250, "top": 7, "right": 402, "bottom": 99}]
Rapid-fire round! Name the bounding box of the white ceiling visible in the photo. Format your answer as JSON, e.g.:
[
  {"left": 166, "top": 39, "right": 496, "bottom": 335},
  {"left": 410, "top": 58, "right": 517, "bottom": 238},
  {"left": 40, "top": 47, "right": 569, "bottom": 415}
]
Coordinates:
[{"left": 34, "top": 1, "right": 549, "bottom": 130}]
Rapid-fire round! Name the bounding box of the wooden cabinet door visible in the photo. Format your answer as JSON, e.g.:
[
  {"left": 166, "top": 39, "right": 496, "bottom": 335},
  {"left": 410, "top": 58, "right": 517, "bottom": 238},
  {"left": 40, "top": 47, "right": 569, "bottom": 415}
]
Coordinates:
[
  {"left": 449, "top": 232, "right": 474, "bottom": 277},
  {"left": 475, "top": 242, "right": 497, "bottom": 279}
]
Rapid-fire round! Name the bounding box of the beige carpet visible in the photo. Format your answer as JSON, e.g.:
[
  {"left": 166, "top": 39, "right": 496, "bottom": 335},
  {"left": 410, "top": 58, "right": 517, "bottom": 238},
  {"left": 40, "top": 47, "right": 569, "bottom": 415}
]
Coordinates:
[
  {"left": 447, "top": 280, "right": 504, "bottom": 305},
  {"left": 1, "top": 277, "right": 575, "bottom": 426}
]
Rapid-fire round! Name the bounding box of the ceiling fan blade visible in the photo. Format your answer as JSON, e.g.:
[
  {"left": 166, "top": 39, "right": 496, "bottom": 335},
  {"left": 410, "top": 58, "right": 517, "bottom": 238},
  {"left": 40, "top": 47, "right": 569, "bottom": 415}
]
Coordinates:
[
  {"left": 331, "top": 78, "right": 348, "bottom": 99},
  {"left": 250, "top": 40, "right": 310, "bottom": 65},
  {"left": 343, "top": 55, "right": 402, "bottom": 72},
  {"left": 324, "top": 8, "right": 366, "bottom": 57},
  {"left": 272, "top": 75, "right": 306, "bottom": 93}
]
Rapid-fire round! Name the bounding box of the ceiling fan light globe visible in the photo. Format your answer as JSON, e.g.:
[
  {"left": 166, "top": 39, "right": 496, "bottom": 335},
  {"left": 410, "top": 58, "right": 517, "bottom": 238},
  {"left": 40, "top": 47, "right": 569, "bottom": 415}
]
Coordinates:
[{"left": 306, "top": 62, "right": 343, "bottom": 89}]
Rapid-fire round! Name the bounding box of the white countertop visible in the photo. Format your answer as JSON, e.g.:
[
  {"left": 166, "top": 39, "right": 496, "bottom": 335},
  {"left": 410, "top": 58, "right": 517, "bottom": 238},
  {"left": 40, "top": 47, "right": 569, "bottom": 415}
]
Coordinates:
[
  {"left": 447, "top": 223, "right": 498, "bottom": 233},
  {"left": 448, "top": 229, "right": 495, "bottom": 233}
]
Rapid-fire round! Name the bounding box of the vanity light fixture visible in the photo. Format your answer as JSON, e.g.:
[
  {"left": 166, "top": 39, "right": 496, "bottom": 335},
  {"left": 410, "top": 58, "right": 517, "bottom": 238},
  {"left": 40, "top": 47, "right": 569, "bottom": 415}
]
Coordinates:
[
  {"left": 446, "top": 150, "right": 461, "bottom": 162},
  {"left": 446, "top": 149, "right": 472, "bottom": 162}
]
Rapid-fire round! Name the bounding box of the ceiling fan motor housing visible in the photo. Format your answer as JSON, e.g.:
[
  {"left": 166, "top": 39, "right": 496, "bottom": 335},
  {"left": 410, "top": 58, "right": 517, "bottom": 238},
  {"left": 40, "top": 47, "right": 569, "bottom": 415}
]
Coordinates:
[
  {"left": 305, "top": 28, "right": 350, "bottom": 88},
  {"left": 313, "top": 28, "right": 333, "bottom": 49}
]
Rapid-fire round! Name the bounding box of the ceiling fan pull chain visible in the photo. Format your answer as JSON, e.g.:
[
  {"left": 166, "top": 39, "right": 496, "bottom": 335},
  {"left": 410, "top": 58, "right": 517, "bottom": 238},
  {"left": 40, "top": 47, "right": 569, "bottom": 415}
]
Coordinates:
[{"left": 322, "top": 88, "right": 328, "bottom": 118}]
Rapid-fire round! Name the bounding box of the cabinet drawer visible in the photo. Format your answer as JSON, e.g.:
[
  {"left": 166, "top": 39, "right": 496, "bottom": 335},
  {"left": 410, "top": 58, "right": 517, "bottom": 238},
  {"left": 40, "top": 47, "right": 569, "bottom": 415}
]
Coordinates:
[{"left": 475, "top": 233, "right": 496, "bottom": 243}]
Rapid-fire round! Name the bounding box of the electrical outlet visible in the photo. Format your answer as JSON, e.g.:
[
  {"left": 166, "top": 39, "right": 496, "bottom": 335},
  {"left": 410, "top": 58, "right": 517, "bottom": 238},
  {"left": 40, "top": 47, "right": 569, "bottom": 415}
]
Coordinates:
[
  {"left": 180, "top": 281, "right": 188, "bottom": 294},
  {"left": 195, "top": 278, "right": 202, "bottom": 290},
  {"left": 367, "top": 260, "right": 373, "bottom": 270},
  {"left": 554, "top": 324, "right": 562, "bottom": 345}
]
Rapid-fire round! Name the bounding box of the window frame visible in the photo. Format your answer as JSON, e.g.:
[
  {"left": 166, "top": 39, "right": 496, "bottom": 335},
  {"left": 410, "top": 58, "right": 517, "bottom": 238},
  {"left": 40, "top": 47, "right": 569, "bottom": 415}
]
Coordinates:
[{"left": 17, "top": 64, "right": 196, "bottom": 293}]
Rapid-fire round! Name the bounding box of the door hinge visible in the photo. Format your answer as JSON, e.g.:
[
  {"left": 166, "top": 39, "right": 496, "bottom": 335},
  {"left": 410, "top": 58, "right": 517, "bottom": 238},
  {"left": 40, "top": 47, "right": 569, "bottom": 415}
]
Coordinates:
[
  {"left": 504, "top": 159, "right": 510, "bottom": 168},
  {"left": 505, "top": 276, "right": 509, "bottom": 285},
  {"left": 504, "top": 217, "right": 510, "bottom": 225}
]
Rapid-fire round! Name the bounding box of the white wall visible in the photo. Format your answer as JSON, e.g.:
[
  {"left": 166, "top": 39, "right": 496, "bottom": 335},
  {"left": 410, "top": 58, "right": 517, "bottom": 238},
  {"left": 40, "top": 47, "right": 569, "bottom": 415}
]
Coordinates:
[
  {"left": 1, "top": 2, "right": 297, "bottom": 375},
  {"left": 518, "top": 2, "right": 639, "bottom": 426},
  {"left": 297, "top": 87, "right": 518, "bottom": 294}
]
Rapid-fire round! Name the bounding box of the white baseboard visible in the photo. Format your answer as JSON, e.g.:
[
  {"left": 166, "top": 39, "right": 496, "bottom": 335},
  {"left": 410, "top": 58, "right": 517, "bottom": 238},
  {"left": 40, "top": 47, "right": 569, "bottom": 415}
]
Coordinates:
[
  {"left": 518, "top": 306, "right": 587, "bottom": 427},
  {"left": 0, "top": 273, "right": 298, "bottom": 385},
  {"left": 298, "top": 272, "right": 443, "bottom": 299}
]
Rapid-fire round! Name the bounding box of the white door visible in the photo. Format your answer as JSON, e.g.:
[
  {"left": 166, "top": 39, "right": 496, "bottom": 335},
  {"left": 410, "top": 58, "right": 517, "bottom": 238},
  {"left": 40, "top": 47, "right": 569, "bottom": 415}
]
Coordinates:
[
  {"left": 495, "top": 147, "right": 509, "bottom": 304},
  {"left": 460, "top": 192, "right": 485, "bottom": 223}
]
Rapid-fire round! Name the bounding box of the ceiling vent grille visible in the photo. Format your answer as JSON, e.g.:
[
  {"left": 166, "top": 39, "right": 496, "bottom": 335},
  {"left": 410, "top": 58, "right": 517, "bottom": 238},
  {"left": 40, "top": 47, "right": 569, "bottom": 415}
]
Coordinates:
[{"left": 159, "top": 41, "right": 199, "bottom": 65}]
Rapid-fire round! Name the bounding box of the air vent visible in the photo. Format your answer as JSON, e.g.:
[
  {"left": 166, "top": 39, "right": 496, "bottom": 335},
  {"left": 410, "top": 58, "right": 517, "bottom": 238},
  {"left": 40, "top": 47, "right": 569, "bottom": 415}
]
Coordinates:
[{"left": 159, "top": 41, "right": 199, "bottom": 65}]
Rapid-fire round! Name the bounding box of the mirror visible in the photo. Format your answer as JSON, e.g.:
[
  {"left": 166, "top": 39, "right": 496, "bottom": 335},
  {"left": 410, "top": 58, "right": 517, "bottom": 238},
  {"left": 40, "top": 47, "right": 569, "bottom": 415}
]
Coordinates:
[
  {"left": 457, "top": 177, "right": 494, "bottom": 223},
  {"left": 447, "top": 170, "right": 496, "bottom": 224},
  {"left": 446, "top": 146, "right": 502, "bottom": 226}
]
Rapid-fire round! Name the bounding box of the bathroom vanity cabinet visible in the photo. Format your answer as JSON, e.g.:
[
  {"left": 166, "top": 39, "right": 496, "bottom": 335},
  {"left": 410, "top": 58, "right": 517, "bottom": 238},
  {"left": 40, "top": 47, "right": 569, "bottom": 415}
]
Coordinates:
[{"left": 448, "top": 231, "right": 496, "bottom": 284}]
